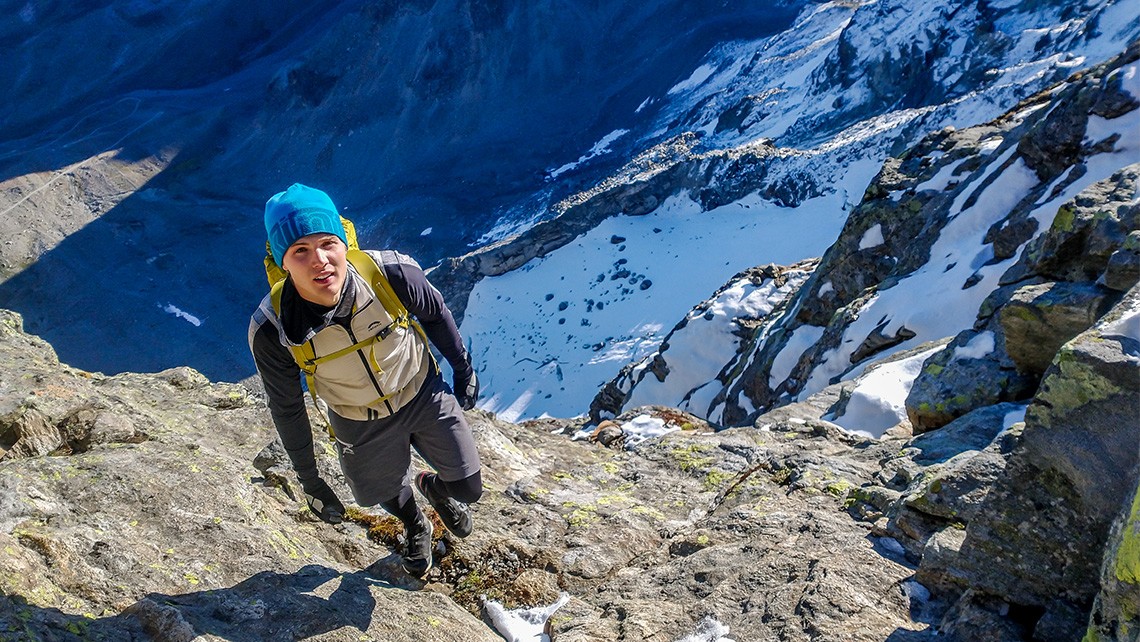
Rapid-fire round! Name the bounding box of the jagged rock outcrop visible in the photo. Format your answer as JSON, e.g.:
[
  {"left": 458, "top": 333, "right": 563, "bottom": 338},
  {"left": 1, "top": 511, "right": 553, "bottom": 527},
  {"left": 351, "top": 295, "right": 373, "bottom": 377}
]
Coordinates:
[
  {"left": 822, "top": 296, "right": 1138, "bottom": 639},
  {"left": 1086, "top": 479, "right": 1140, "bottom": 642},
  {"left": 936, "top": 285, "right": 1140, "bottom": 639},
  {"left": 590, "top": 259, "right": 817, "bottom": 422},
  {"left": 708, "top": 41, "right": 1140, "bottom": 429},
  {"left": 905, "top": 160, "right": 1140, "bottom": 432}
]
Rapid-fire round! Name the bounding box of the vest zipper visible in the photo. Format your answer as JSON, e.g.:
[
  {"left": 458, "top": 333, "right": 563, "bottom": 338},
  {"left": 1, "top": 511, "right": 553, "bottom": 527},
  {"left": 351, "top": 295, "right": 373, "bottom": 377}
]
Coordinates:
[{"left": 343, "top": 323, "right": 396, "bottom": 415}]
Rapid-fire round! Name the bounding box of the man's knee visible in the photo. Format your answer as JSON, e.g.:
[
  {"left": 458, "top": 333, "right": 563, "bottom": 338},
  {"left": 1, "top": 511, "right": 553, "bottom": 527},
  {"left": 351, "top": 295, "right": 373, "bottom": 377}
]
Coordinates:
[{"left": 445, "top": 470, "right": 483, "bottom": 504}]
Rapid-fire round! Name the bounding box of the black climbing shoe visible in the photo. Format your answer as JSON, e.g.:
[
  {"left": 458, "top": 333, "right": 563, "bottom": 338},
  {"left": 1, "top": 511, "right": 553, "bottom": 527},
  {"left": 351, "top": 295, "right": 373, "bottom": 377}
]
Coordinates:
[
  {"left": 402, "top": 512, "right": 434, "bottom": 577},
  {"left": 415, "top": 472, "right": 473, "bottom": 538}
]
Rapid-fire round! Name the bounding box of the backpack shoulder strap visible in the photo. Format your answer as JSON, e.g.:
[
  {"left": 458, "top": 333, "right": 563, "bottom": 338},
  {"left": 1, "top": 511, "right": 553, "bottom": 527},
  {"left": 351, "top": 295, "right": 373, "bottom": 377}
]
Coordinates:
[
  {"left": 346, "top": 249, "right": 407, "bottom": 320},
  {"left": 266, "top": 250, "right": 440, "bottom": 432},
  {"left": 348, "top": 249, "right": 439, "bottom": 375}
]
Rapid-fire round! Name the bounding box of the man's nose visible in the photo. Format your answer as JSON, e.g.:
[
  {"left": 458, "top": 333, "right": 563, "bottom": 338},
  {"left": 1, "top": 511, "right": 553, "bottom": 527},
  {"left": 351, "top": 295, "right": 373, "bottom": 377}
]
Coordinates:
[{"left": 312, "top": 248, "right": 330, "bottom": 266}]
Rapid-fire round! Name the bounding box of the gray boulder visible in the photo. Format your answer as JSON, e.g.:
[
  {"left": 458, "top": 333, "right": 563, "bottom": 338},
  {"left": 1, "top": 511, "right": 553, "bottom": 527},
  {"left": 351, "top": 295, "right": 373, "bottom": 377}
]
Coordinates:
[
  {"left": 1017, "top": 165, "right": 1140, "bottom": 284},
  {"left": 1000, "top": 280, "right": 1117, "bottom": 377},
  {"left": 947, "top": 284, "right": 1140, "bottom": 637},
  {"left": 1103, "top": 229, "right": 1140, "bottom": 292},
  {"left": 905, "top": 328, "right": 1035, "bottom": 433}
]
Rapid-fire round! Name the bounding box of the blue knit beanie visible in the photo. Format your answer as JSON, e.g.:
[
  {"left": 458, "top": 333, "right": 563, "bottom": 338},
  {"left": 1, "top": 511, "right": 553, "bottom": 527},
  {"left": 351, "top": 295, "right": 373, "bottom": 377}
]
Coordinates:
[{"left": 264, "top": 183, "right": 347, "bottom": 266}]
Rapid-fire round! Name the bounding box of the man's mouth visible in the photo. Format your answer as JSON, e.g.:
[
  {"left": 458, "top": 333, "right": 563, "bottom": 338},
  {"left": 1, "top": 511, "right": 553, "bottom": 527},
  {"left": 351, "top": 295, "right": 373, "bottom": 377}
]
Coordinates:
[{"left": 314, "top": 272, "right": 335, "bottom": 284}]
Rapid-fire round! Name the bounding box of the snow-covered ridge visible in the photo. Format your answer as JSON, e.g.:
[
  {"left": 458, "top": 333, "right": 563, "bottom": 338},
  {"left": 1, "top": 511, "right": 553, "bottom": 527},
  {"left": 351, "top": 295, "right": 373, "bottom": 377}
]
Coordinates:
[
  {"left": 454, "top": 0, "right": 1139, "bottom": 425},
  {"left": 590, "top": 261, "right": 817, "bottom": 422}
]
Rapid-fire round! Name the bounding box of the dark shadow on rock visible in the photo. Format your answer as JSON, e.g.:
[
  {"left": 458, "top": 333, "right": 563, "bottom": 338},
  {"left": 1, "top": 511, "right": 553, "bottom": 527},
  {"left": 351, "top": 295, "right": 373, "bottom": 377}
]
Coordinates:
[
  {"left": 863, "top": 533, "right": 949, "bottom": 639},
  {"left": 0, "top": 560, "right": 418, "bottom": 642},
  {"left": 867, "top": 533, "right": 917, "bottom": 567},
  {"left": 883, "top": 628, "right": 940, "bottom": 641}
]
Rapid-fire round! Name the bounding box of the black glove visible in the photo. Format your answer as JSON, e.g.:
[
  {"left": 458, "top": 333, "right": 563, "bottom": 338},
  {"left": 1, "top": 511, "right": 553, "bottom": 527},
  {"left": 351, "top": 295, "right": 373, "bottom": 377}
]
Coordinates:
[
  {"left": 300, "top": 477, "right": 345, "bottom": 524},
  {"left": 453, "top": 367, "right": 479, "bottom": 411}
]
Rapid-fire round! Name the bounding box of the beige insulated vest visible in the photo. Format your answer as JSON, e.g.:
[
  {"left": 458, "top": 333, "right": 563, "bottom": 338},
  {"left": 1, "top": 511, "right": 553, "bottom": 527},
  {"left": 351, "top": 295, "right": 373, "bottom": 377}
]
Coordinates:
[{"left": 260, "top": 259, "right": 433, "bottom": 422}]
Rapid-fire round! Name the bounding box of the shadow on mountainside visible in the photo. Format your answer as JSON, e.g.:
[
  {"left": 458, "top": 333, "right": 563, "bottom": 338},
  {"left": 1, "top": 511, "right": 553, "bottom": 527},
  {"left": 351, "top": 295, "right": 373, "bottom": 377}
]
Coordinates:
[
  {"left": 0, "top": 561, "right": 428, "bottom": 641},
  {"left": 0, "top": 185, "right": 269, "bottom": 382}
]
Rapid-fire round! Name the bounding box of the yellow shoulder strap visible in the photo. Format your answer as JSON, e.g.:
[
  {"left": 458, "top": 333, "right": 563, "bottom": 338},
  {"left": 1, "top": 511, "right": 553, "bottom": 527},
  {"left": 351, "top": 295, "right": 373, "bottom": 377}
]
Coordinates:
[
  {"left": 346, "top": 249, "right": 406, "bottom": 320},
  {"left": 347, "top": 250, "right": 439, "bottom": 374}
]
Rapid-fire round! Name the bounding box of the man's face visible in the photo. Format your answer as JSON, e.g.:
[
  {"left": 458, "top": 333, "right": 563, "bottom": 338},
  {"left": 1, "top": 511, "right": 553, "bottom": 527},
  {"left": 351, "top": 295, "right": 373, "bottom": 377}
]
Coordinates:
[{"left": 282, "top": 233, "right": 347, "bottom": 307}]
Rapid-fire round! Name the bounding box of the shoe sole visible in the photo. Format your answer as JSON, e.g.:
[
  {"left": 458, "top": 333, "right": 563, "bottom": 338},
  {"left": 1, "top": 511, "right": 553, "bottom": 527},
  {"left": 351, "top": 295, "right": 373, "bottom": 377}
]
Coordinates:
[{"left": 402, "top": 558, "right": 433, "bottom": 577}]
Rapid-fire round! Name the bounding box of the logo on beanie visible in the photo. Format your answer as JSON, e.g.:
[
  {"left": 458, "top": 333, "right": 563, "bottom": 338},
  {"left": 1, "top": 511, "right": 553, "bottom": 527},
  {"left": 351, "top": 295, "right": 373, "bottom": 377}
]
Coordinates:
[{"left": 269, "top": 208, "right": 343, "bottom": 263}]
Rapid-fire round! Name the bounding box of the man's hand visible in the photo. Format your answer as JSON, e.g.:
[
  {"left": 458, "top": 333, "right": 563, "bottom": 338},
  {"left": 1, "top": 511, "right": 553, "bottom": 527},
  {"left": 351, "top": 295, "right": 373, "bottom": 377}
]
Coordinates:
[
  {"left": 301, "top": 477, "right": 345, "bottom": 524},
  {"left": 453, "top": 368, "right": 479, "bottom": 411}
]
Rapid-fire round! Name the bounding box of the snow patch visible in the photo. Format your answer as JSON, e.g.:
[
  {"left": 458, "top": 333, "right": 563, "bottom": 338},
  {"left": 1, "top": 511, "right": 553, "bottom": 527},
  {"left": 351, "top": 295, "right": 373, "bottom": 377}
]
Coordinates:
[
  {"left": 831, "top": 346, "right": 942, "bottom": 438},
  {"left": 485, "top": 593, "right": 569, "bottom": 642},
  {"left": 548, "top": 129, "right": 630, "bottom": 179},
  {"left": 675, "top": 616, "right": 737, "bottom": 642},
  {"left": 769, "top": 325, "right": 825, "bottom": 389},
  {"left": 1101, "top": 305, "right": 1140, "bottom": 345},
  {"left": 951, "top": 331, "right": 995, "bottom": 361},
  {"left": 978, "top": 137, "right": 1004, "bottom": 153},
  {"left": 992, "top": 402, "right": 1029, "bottom": 446},
  {"left": 915, "top": 157, "right": 969, "bottom": 193},
  {"left": 420, "top": 227, "right": 433, "bottom": 236},
  {"left": 1114, "top": 63, "right": 1139, "bottom": 101},
  {"left": 160, "top": 304, "right": 202, "bottom": 327},
  {"left": 859, "top": 223, "right": 885, "bottom": 249},
  {"left": 668, "top": 63, "right": 718, "bottom": 95},
  {"left": 621, "top": 414, "right": 677, "bottom": 448}
]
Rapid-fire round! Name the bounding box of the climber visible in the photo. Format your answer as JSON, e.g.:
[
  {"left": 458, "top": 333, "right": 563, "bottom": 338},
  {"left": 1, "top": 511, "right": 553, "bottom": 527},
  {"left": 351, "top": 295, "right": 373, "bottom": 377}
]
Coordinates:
[{"left": 248, "top": 183, "right": 482, "bottom": 577}]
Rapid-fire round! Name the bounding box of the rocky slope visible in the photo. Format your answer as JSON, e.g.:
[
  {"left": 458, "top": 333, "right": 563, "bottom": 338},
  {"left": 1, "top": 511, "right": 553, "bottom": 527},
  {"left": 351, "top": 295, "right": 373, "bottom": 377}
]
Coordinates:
[
  {"left": 1, "top": 280, "right": 1135, "bottom": 641},
  {"left": 0, "top": 307, "right": 924, "bottom": 641}
]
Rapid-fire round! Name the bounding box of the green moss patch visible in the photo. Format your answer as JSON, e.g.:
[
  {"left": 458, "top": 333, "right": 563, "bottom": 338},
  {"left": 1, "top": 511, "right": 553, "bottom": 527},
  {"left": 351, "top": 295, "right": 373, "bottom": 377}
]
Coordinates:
[{"left": 1114, "top": 485, "right": 1140, "bottom": 585}]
